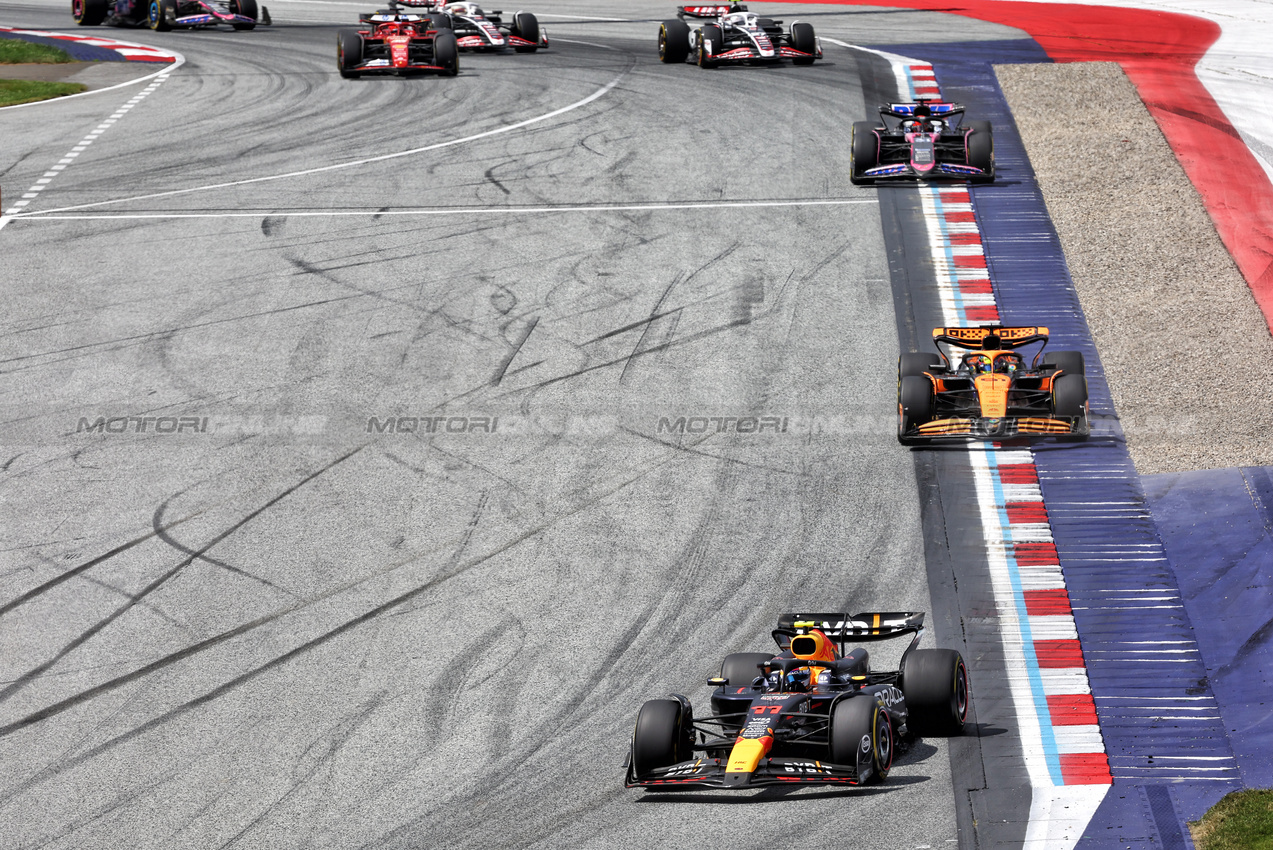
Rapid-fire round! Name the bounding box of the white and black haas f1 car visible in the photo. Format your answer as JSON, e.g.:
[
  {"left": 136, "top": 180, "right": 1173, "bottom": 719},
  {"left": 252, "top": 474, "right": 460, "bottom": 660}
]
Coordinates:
[
  {"left": 658, "top": 4, "right": 820, "bottom": 68},
  {"left": 73, "top": 0, "right": 269, "bottom": 30},
  {"left": 626, "top": 612, "right": 969, "bottom": 789},
  {"left": 851, "top": 101, "right": 994, "bottom": 184},
  {"left": 391, "top": 0, "right": 547, "bottom": 51},
  {"left": 339, "top": 9, "right": 459, "bottom": 77}
]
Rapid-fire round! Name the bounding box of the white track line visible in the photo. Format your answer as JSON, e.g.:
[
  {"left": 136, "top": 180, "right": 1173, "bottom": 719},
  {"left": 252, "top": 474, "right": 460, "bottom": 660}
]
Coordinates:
[
  {"left": 0, "top": 66, "right": 181, "bottom": 232},
  {"left": 6, "top": 66, "right": 630, "bottom": 221},
  {"left": 5, "top": 198, "right": 875, "bottom": 223}
]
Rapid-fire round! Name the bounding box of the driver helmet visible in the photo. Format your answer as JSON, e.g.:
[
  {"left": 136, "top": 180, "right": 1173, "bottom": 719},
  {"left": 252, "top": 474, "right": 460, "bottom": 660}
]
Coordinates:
[
  {"left": 967, "top": 354, "right": 992, "bottom": 374},
  {"left": 994, "top": 354, "right": 1021, "bottom": 374}
]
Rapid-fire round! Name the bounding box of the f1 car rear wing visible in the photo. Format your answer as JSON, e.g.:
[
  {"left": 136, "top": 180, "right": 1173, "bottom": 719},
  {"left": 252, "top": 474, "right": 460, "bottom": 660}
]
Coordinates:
[
  {"left": 678, "top": 4, "right": 746, "bottom": 17},
  {"left": 882, "top": 101, "right": 963, "bottom": 118},
  {"left": 773, "top": 611, "right": 925, "bottom": 654},
  {"left": 933, "top": 325, "right": 1049, "bottom": 351}
]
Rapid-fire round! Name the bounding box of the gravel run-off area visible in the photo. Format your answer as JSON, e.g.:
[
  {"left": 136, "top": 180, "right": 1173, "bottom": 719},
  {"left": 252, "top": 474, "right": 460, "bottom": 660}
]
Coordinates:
[{"left": 997, "top": 61, "right": 1273, "bottom": 475}]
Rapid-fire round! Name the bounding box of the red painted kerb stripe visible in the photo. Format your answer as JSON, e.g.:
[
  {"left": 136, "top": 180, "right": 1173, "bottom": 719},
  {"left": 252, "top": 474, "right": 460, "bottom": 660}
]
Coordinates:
[{"left": 772, "top": 0, "right": 1273, "bottom": 332}]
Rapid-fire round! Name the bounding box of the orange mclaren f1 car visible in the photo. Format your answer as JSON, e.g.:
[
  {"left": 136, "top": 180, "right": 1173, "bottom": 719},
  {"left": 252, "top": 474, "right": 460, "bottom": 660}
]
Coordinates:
[
  {"left": 625, "top": 612, "right": 968, "bottom": 789},
  {"left": 898, "top": 325, "right": 1089, "bottom": 445}
]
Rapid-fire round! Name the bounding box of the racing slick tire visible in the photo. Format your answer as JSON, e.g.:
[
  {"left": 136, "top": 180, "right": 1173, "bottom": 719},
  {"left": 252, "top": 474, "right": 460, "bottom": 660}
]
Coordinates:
[
  {"left": 658, "top": 18, "right": 690, "bottom": 63},
  {"left": 231, "top": 0, "right": 257, "bottom": 30},
  {"left": 966, "top": 119, "right": 995, "bottom": 183},
  {"left": 148, "top": 0, "right": 175, "bottom": 31},
  {"left": 434, "top": 31, "right": 459, "bottom": 76},
  {"left": 898, "top": 375, "right": 934, "bottom": 443},
  {"left": 511, "top": 11, "right": 539, "bottom": 52},
  {"left": 850, "top": 121, "right": 878, "bottom": 185},
  {"left": 900, "top": 648, "right": 969, "bottom": 736},
  {"left": 697, "top": 24, "right": 722, "bottom": 69},
  {"left": 789, "top": 21, "right": 816, "bottom": 65},
  {"left": 337, "top": 29, "right": 363, "bottom": 79},
  {"left": 1042, "top": 350, "right": 1085, "bottom": 379},
  {"left": 631, "top": 698, "right": 693, "bottom": 779},
  {"left": 428, "top": 12, "right": 451, "bottom": 29},
  {"left": 1052, "top": 373, "right": 1088, "bottom": 419},
  {"left": 899, "top": 352, "right": 942, "bottom": 382},
  {"left": 73, "top": 0, "right": 108, "bottom": 26},
  {"left": 829, "top": 696, "right": 893, "bottom": 784}
]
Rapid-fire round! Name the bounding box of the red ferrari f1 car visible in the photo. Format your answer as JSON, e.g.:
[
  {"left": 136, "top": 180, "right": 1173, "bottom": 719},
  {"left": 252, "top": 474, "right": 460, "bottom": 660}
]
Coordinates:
[
  {"left": 339, "top": 8, "right": 458, "bottom": 77},
  {"left": 626, "top": 612, "right": 968, "bottom": 789},
  {"left": 898, "top": 325, "right": 1089, "bottom": 444}
]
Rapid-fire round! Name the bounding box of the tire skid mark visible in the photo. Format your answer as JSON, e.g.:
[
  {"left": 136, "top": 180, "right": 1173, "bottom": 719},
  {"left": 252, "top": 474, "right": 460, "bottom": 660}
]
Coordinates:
[
  {"left": 151, "top": 502, "right": 292, "bottom": 597},
  {"left": 0, "top": 445, "right": 693, "bottom": 799},
  {"left": 0, "top": 446, "right": 364, "bottom": 708},
  {"left": 492, "top": 316, "right": 539, "bottom": 386},
  {"left": 0, "top": 510, "right": 202, "bottom": 616}
]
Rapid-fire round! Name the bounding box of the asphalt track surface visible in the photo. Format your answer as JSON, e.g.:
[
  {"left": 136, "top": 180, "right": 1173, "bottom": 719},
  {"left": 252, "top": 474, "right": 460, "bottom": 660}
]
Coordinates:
[{"left": 0, "top": 2, "right": 1037, "bottom": 847}]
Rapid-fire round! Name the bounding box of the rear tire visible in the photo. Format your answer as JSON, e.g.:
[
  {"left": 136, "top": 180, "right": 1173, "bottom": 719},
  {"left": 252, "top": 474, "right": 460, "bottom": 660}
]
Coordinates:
[
  {"left": 337, "top": 29, "right": 362, "bottom": 79},
  {"left": 720, "top": 652, "right": 772, "bottom": 689},
  {"left": 148, "top": 0, "right": 174, "bottom": 31},
  {"left": 658, "top": 18, "right": 690, "bottom": 63},
  {"left": 697, "top": 24, "right": 721, "bottom": 69},
  {"left": 850, "top": 121, "right": 878, "bottom": 185},
  {"left": 830, "top": 697, "right": 892, "bottom": 784},
  {"left": 899, "top": 352, "right": 941, "bottom": 382},
  {"left": 631, "top": 699, "right": 691, "bottom": 778},
  {"left": 1042, "top": 350, "right": 1085, "bottom": 379},
  {"left": 901, "top": 648, "right": 969, "bottom": 736},
  {"left": 434, "top": 31, "right": 459, "bottom": 75},
  {"left": 230, "top": 0, "right": 256, "bottom": 29},
  {"left": 512, "top": 11, "right": 539, "bottom": 52},
  {"left": 789, "top": 21, "right": 816, "bottom": 65},
  {"left": 1052, "top": 373, "right": 1087, "bottom": 419},
  {"left": 72, "top": 0, "right": 108, "bottom": 26},
  {"left": 966, "top": 119, "right": 994, "bottom": 183}
]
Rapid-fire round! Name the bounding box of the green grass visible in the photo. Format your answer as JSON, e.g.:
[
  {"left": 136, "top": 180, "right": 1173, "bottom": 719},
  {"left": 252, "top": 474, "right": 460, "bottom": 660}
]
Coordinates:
[
  {"left": 1190, "top": 790, "right": 1273, "bottom": 850},
  {"left": 0, "top": 39, "right": 75, "bottom": 65},
  {"left": 0, "top": 79, "right": 87, "bottom": 107}
]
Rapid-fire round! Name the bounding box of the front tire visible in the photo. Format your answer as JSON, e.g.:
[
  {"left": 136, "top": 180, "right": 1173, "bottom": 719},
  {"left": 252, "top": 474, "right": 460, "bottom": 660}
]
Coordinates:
[
  {"left": 658, "top": 18, "right": 690, "bottom": 63},
  {"left": 850, "top": 121, "right": 878, "bottom": 185},
  {"left": 697, "top": 24, "right": 721, "bottom": 69},
  {"left": 72, "top": 0, "right": 108, "bottom": 26},
  {"left": 830, "top": 697, "right": 892, "bottom": 784},
  {"left": 631, "top": 699, "right": 692, "bottom": 779},
  {"left": 434, "top": 31, "right": 459, "bottom": 76},
  {"left": 1052, "top": 372, "right": 1088, "bottom": 419},
  {"left": 901, "top": 648, "right": 969, "bottom": 736},
  {"left": 789, "top": 21, "right": 816, "bottom": 65},
  {"left": 512, "top": 11, "right": 539, "bottom": 52},
  {"left": 966, "top": 119, "right": 994, "bottom": 183},
  {"left": 337, "top": 29, "right": 362, "bottom": 78},
  {"left": 148, "top": 0, "right": 174, "bottom": 31},
  {"left": 899, "top": 374, "right": 935, "bottom": 442},
  {"left": 230, "top": 0, "right": 256, "bottom": 29}
]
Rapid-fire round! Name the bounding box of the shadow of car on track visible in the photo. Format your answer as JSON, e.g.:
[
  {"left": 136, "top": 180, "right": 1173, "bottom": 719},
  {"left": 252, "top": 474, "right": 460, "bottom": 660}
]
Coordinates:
[{"left": 633, "top": 773, "right": 934, "bottom": 804}]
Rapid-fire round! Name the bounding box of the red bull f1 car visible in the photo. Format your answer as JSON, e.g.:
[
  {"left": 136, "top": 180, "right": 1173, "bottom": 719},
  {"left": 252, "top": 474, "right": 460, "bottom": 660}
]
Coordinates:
[
  {"left": 658, "top": 4, "right": 820, "bottom": 68},
  {"left": 852, "top": 101, "right": 993, "bottom": 184},
  {"left": 392, "top": 0, "right": 547, "bottom": 51},
  {"left": 626, "top": 612, "right": 969, "bottom": 789},
  {"left": 73, "top": 0, "right": 269, "bottom": 30},
  {"left": 898, "top": 325, "right": 1089, "bottom": 444},
  {"left": 339, "top": 9, "right": 459, "bottom": 77}
]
